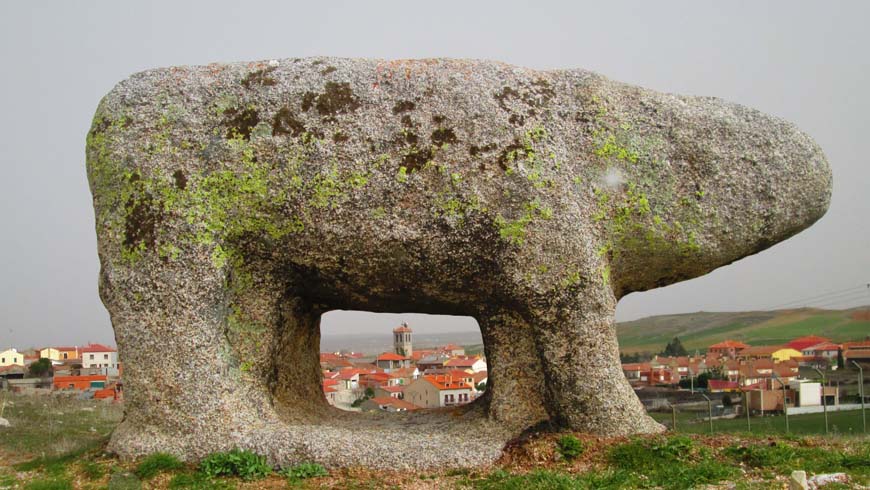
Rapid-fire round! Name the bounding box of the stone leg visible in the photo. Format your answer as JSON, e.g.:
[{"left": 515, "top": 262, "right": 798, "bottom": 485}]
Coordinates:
[
  {"left": 270, "top": 297, "right": 328, "bottom": 421},
  {"left": 101, "top": 254, "right": 279, "bottom": 459},
  {"left": 530, "top": 300, "right": 663, "bottom": 435},
  {"left": 478, "top": 310, "right": 550, "bottom": 430}
]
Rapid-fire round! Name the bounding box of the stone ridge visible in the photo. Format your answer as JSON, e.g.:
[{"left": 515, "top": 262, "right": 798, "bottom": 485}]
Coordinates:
[{"left": 86, "top": 57, "right": 831, "bottom": 468}]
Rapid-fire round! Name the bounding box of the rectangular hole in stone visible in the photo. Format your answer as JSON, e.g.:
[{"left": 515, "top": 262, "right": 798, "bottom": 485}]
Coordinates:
[{"left": 319, "top": 310, "right": 487, "bottom": 413}]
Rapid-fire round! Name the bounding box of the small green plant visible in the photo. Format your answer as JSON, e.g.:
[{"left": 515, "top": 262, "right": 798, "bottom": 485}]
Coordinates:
[
  {"left": 283, "top": 462, "right": 328, "bottom": 483},
  {"left": 134, "top": 452, "right": 183, "bottom": 479},
  {"left": 556, "top": 435, "right": 585, "bottom": 461},
  {"left": 80, "top": 460, "right": 105, "bottom": 480},
  {"left": 199, "top": 449, "right": 272, "bottom": 481}
]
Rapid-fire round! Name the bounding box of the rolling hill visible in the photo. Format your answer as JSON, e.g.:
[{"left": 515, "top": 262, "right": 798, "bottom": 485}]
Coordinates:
[{"left": 616, "top": 306, "right": 870, "bottom": 354}]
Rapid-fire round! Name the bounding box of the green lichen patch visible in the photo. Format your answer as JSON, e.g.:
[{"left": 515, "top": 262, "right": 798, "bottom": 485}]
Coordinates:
[
  {"left": 433, "top": 192, "right": 483, "bottom": 227},
  {"left": 495, "top": 199, "right": 553, "bottom": 246}
]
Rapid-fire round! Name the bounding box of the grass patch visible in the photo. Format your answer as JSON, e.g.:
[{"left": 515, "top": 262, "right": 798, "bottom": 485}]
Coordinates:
[
  {"left": 199, "top": 449, "right": 271, "bottom": 481},
  {"left": 23, "top": 478, "right": 72, "bottom": 490},
  {"left": 461, "top": 468, "right": 637, "bottom": 489},
  {"left": 724, "top": 439, "right": 870, "bottom": 479},
  {"left": 651, "top": 409, "right": 870, "bottom": 436},
  {"left": 80, "top": 460, "right": 105, "bottom": 480},
  {"left": 606, "top": 435, "right": 738, "bottom": 489},
  {"left": 168, "top": 472, "right": 235, "bottom": 489},
  {"left": 13, "top": 439, "right": 104, "bottom": 476},
  {"left": 0, "top": 393, "right": 122, "bottom": 459},
  {"left": 134, "top": 452, "right": 183, "bottom": 479}
]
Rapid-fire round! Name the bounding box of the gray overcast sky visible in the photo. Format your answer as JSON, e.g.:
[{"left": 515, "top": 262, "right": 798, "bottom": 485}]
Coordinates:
[{"left": 1, "top": 1, "right": 868, "bottom": 347}]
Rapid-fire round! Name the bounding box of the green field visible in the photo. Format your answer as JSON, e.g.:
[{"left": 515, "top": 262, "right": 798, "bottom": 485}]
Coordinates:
[
  {"left": 617, "top": 306, "right": 870, "bottom": 353},
  {"left": 652, "top": 408, "right": 869, "bottom": 436}
]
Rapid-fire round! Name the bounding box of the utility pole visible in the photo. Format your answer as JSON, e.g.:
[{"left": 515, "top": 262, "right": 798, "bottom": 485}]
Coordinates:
[
  {"left": 773, "top": 372, "right": 788, "bottom": 433},
  {"left": 741, "top": 374, "right": 751, "bottom": 432},
  {"left": 854, "top": 361, "right": 866, "bottom": 434},
  {"left": 814, "top": 367, "right": 829, "bottom": 435}
]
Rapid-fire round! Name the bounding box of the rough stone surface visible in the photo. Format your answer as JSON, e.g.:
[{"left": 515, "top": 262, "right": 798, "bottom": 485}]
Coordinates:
[{"left": 86, "top": 57, "right": 832, "bottom": 468}]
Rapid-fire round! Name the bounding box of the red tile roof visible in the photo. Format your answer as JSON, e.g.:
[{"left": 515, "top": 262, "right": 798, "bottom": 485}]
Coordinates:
[
  {"left": 709, "top": 340, "right": 750, "bottom": 350},
  {"left": 739, "top": 345, "right": 787, "bottom": 357},
  {"left": 444, "top": 356, "right": 482, "bottom": 368},
  {"left": 424, "top": 374, "right": 473, "bottom": 391},
  {"left": 393, "top": 323, "right": 412, "bottom": 333},
  {"left": 391, "top": 367, "right": 419, "bottom": 377},
  {"left": 802, "top": 342, "right": 841, "bottom": 352},
  {"left": 80, "top": 344, "right": 116, "bottom": 353},
  {"left": 411, "top": 350, "right": 436, "bottom": 361},
  {"left": 786, "top": 335, "right": 832, "bottom": 351},
  {"left": 376, "top": 352, "right": 408, "bottom": 361},
  {"left": 378, "top": 385, "right": 404, "bottom": 393},
  {"left": 708, "top": 380, "right": 739, "bottom": 391}
]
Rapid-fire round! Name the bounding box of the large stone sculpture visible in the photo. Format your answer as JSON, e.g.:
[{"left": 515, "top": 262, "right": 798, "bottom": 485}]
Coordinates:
[{"left": 87, "top": 58, "right": 831, "bottom": 468}]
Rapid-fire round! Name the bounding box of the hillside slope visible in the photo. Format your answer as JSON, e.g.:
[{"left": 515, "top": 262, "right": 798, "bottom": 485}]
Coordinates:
[{"left": 616, "top": 306, "right": 870, "bottom": 353}]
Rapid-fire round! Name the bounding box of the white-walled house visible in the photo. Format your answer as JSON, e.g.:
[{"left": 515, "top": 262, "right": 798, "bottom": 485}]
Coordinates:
[
  {"left": 403, "top": 374, "right": 474, "bottom": 408},
  {"left": 0, "top": 348, "right": 24, "bottom": 367},
  {"left": 81, "top": 344, "right": 119, "bottom": 370},
  {"left": 443, "top": 356, "right": 487, "bottom": 373}
]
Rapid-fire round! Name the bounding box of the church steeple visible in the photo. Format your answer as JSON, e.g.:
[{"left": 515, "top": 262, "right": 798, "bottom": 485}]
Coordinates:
[{"left": 392, "top": 322, "right": 412, "bottom": 357}]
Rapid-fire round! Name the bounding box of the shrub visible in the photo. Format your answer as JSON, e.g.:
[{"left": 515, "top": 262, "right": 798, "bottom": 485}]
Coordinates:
[
  {"left": 283, "top": 462, "right": 328, "bottom": 482},
  {"left": 28, "top": 358, "right": 52, "bottom": 377},
  {"left": 134, "top": 452, "right": 183, "bottom": 479},
  {"left": 199, "top": 449, "right": 272, "bottom": 481},
  {"left": 556, "top": 435, "right": 585, "bottom": 461}
]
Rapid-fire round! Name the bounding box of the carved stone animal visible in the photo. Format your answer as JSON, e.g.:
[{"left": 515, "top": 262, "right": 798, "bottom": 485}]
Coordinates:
[{"left": 87, "top": 57, "right": 831, "bottom": 468}]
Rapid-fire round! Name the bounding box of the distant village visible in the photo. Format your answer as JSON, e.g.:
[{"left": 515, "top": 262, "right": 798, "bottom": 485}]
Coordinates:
[
  {"left": 3, "top": 327, "right": 868, "bottom": 417},
  {"left": 0, "top": 344, "right": 121, "bottom": 400},
  {"left": 623, "top": 335, "right": 870, "bottom": 413},
  {"left": 320, "top": 323, "right": 487, "bottom": 412}
]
